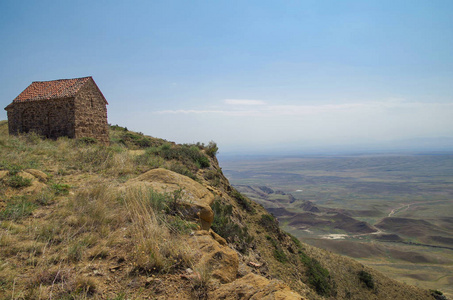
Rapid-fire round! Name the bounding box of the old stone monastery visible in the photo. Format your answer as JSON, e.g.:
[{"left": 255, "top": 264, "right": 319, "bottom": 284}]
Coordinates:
[{"left": 4, "top": 76, "right": 109, "bottom": 144}]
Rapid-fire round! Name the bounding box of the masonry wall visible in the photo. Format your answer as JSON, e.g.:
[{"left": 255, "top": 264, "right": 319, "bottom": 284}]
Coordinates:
[
  {"left": 6, "top": 98, "right": 76, "bottom": 139},
  {"left": 73, "top": 80, "right": 109, "bottom": 144}
]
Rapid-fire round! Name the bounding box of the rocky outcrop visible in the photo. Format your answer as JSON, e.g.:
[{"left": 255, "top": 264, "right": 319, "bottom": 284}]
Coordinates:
[
  {"left": 188, "top": 230, "right": 238, "bottom": 284},
  {"left": 126, "top": 168, "right": 215, "bottom": 229},
  {"left": 209, "top": 273, "right": 305, "bottom": 299}
]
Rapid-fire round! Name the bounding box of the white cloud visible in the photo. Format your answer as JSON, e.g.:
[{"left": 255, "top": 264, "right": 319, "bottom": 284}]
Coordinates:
[
  {"left": 155, "top": 99, "right": 453, "bottom": 118},
  {"left": 224, "top": 99, "right": 266, "bottom": 106}
]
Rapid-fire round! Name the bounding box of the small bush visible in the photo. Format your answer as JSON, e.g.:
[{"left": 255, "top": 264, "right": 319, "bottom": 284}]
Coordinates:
[
  {"left": 51, "top": 183, "right": 71, "bottom": 195},
  {"left": 289, "top": 233, "right": 303, "bottom": 249},
  {"left": 358, "top": 270, "right": 374, "bottom": 289},
  {"left": 167, "top": 162, "right": 196, "bottom": 180},
  {"left": 110, "top": 124, "right": 128, "bottom": 131},
  {"left": 260, "top": 214, "right": 279, "bottom": 231},
  {"left": 299, "top": 251, "right": 334, "bottom": 296},
  {"left": 266, "top": 236, "right": 287, "bottom": 263},
  {"left": 430, "top": 290, "right": 447, "bottom": 300},
  {"left": 0, "top": 163, "right": 23, "bottom": 175},
  {"left": 118, "top": 132, "right": 153, "bottom": 149},
  {"left": 168, "top": 216, "right": 198, "bottom": 234},
  {"left": 211, "top": 198, "right": 254, "bottom": 253},
  {"left": 204, "top": 169, "right": 221, "bottom": 186},
  {"left": 230, "top": 189, "right": 255, "bottom": 213},
  {"left": 205, "top": 141, "right": 218, "bottom": 158},
  {"left": 4, "top": 175, "right": 32, "bottom": 188},
  {"left": 151, "top": 144, "right": 210, "bottom": 170}
]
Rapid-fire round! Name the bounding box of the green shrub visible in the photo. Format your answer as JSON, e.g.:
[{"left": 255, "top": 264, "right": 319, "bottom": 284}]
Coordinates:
[
  {"left": 211, "top": 198, "right": 254, "bottom": 253},
  {"left": 430, "top": 290, "right": 447, "bottom": 300},
  {"left": 205, "top": 141, "right": 218, "bottom": 158},
  {"left": 358, "top": 270, "right": 374, "bottom": 289},
  {"left": 204, "top": 169, "right": 221, "bottom": 186},
  {"left": 289, "top": 233, "right": 303, "bottom": 249},
  {"left": 110, "top": 124, "right": 128, "bottom": 131},
  {"left": 4, "top": 175, "right": 32, "bottom": 188},
  {"left": 51, "top": 183, "right": 71, "bottom": 195},
  {"left": 152, "top": 144, "right": 210, "bottom": 169},
  {"left": 260, "top": 214, "right": 278, "bottom": 231},
  {"left": 167, "top": 162, "right": 196, "bottom": 180},
  {"left": 168, "top": 216, "right": 198, "bottom": 234},
  {"left": 120, "top": 131, "right": 152, "bottom": 149},
  {"left": 266, "top": 235, "right": 287, "bottom": 263},
  {"left": 230, "top": 189, "right": 255, "bottom": 213},
  {"left": 299, "top": 251, "right": 334, "bottom": 296},
  {"left": 0, "top": 162, "right": 23, "bottom": 175}
]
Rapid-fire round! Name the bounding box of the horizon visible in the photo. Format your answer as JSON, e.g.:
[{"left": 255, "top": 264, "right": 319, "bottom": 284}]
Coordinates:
[{"left": 1, "top": 1, "right": 452, "bottom": 154}]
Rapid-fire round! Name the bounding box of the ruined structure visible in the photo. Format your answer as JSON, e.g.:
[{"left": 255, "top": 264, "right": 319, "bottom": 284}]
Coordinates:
[{"left": 4, "top": 76, "right": 109, "bottom": 144}]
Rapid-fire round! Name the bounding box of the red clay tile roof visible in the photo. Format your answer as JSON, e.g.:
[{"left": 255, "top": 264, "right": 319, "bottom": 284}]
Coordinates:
[{"left": 12, "top": 77, "right": 92, "bottom": 102}]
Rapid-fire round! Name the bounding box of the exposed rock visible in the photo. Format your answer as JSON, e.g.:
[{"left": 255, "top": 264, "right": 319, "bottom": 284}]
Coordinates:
[
  {"left": 24, "top": 169, "right": 48, "bottom": 182},
  {"left": 127, "top": 168, "right": 215, "bottom": 229},
  {"left": 23, "top": 181, "right": 47, "bottom": 194},
  {"left": 210, "top": 229, "right": 227, "bottom": 246},
  {"left": 17, "top": 171, "right": 35, "bottom": 181},
  {"left": 209, "top": 273, "right": 305, "bottom": 299},
  {"left": 188, "top": 230, "right": 238, "bottom": 284}
]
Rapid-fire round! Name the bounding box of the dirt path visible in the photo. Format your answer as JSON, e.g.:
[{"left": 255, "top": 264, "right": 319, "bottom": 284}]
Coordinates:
[
  {"left": 388, "top": 203, "right": 412, "bottom": 217},
  {"left": 387, "top": 200, "right": 449, "bottom": 218}
]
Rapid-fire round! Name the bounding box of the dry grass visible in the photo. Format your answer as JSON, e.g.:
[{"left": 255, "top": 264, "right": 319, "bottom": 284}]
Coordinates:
[
  {"left": 0, "top": 168, "right": 201, "bottom": 298},
  {"left": 125, "top": 188, "right": 196, "bottom": 275}
]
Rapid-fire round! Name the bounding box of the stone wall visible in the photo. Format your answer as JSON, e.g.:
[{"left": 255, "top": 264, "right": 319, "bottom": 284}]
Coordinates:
[
  {"left": 6, "top": 98, "right": 76, "bottom": 139},
  {"left": 74, "top": 80, "right": 109, "bottom": 144},
  {"left": 6, "top": 79, "right": 109, "bottom": 144}
]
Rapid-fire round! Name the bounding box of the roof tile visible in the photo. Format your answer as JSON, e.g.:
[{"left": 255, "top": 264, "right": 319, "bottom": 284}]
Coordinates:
[{"left": 13, "top": 77, "right": 92, "bottom": 102}]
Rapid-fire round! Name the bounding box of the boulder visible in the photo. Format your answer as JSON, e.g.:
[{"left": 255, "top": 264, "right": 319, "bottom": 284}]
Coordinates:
[
  {"left": 24, "top": 169, "right": 48, "bottom": 183},
  {"left": 188, "top": 230, "right": 238, "bottom": 284},
  {"left": 209, "top": 273, "right": 305, "bottom": 300},
  {"left": 127, "top": 168, "right": 215, "bottom": 229}
]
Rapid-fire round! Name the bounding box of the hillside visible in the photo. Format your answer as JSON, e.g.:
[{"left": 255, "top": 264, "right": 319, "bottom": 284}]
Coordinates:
[{"left": 0, "top": 120, "right": 442, "bottom": 299}]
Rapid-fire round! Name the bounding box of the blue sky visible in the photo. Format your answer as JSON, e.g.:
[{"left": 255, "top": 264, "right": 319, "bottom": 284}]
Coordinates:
[{"left": 1, "top": 1, "right": 452, "bottom": 154}]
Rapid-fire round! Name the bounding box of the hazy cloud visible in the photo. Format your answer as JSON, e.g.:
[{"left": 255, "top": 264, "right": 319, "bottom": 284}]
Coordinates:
[
  {"left": 155, "top": 99, "right": 453, "bottom": 117},
  {"left": 224, "top": 99, "right": 266, "bottom": 105}
]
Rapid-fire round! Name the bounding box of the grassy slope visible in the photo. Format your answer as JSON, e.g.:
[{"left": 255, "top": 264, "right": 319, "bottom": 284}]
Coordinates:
[{"left": 0, "top": 120, "right": 437, "bottom": 299}]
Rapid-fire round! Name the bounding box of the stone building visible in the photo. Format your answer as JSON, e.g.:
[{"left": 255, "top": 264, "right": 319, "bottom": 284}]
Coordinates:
[{"left": 4, "top": 76, "right": 109, "bottom": 144}]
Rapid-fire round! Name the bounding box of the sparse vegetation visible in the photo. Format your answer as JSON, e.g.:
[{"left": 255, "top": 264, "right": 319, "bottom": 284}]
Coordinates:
[
  {"left": 211, "top": 198, "right": 254, "bottom": 253},
  {"left": 3, "top": 174, "right": 32, "bottom": 188},
  {"left": 358, "top": 270, "right": 375, "bottom": 289},
  {"left": 0, "top": 196, "right": 37, "bottom": 220},
  {"left": 230, "top": 188, "right": 255, "bottom": 213},
  {"left": 260, "top": 213, "right": 279, "bottom": 231},
  {"left": 205, "top": 141, "right": 218, "bottom": 158},
  {"left": 266, "top": 235, "right": 287, "bottom": 263},
  {"left": 51, "top": 183, "right": 71, "bottom": 195},
  {"left": 299, "top": 251, "right": 334, "bottom": 296}
]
